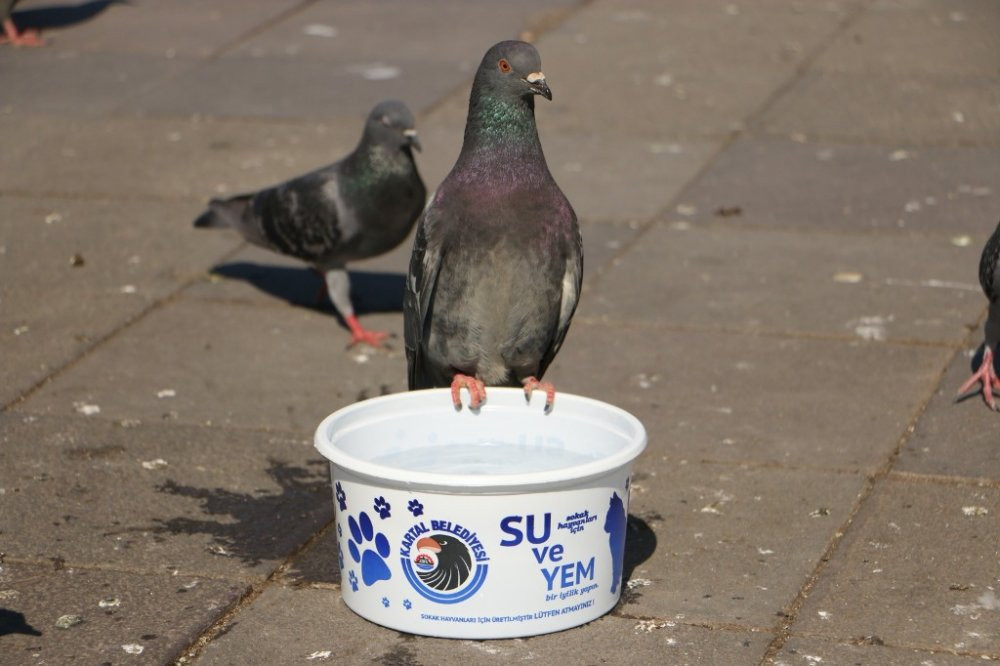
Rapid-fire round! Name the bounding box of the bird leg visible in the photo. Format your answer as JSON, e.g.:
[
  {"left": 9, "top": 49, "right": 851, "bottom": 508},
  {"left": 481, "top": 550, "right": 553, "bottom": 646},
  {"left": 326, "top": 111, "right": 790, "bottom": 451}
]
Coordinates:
[
  {"left": 1, "top": 18, "right": 44, "bottom": 47},
  {"left": 522, "top": 376, "right": 556, "bottom": 411},
  {"left": 321, "top": 265, "right": 390, "bottom": 348},
  {"left": 956, "top": 346, "right": 1000, "bottom": 410},
  {"left": 451, "top": 374, "right": 486, "bottom": 410}
]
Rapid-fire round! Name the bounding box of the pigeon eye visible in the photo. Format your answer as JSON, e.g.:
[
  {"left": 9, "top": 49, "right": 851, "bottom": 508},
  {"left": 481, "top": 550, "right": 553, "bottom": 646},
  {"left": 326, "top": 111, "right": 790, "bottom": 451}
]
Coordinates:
[{"left": 498, "top": 58, "right": 512, "bottom": 73}]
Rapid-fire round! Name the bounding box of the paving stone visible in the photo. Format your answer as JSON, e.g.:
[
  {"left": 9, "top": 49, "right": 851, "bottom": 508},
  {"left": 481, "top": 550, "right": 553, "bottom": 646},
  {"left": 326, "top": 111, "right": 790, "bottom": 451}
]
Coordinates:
[
  {"left": 580, "top": 221, "right": 983, "bottom": 344},
  {"left": 759, "top": 71, "right": 1000, "bottom": 146},
  {"left": 0, "top": 195, "right": 236, "bottom": 407},
  {"left": 223, "top": 0, "right": 578, "bottom": 64},
  {"left": 896, "top": 344, "right": 1000, "bottom": 482},
  {"left": 0, "top": 561, "right": 245, "bottom": 665},
  {"left": 124, "top": 55, "right": 458, "bottom": 120},
  {"left": 0, "top": 413, "right": 332, "bottom": 580},
  {"left": 543, "top": 133, "right": 721, "bottom": 222},
  {"left": 508, "top": 0, "right": 858, "bottom": 140},
  {"left": 15, "top": 296, "right": 408, "bottom": 432},
  {"left": 809, "top": 0, "right": 1000, "bottom": 77},
  {"left": 195, "top": 584, "right": 772, "bottom": 664},
  {"left": 774, "top": 635, "right": 996, "bottom": 665},
  {"left": 280, "top": 526, "right": 340, "bottom": 587},
  {"left": 677, "top": 138, "right": 1000, "bottom": 234},
  {"left": 0, "top": 49, "right": 191, "bottom": 117},
  {"left": 0, "top": 113, "right": 365, "bottom": 200},
  {"left": 616, "top": 459, "right": 866, "bottom": 629},
  {"left": 124, "top": 0, "right": 579, "bottom": 120},
  {"left": 546, "top": 322, "right": 949, "bottom": 470},
  {"left": 0, "top": 111, "right": 68, "bottom": 176},
  {"left": 793, "top": 479, "right": 1000, "bottom": 655}
]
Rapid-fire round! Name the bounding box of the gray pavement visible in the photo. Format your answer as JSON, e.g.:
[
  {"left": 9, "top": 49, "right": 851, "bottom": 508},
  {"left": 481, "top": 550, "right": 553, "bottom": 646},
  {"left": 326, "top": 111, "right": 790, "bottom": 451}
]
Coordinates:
[{"left": 1, "top": 0, "right": 999, "bottom": 664}]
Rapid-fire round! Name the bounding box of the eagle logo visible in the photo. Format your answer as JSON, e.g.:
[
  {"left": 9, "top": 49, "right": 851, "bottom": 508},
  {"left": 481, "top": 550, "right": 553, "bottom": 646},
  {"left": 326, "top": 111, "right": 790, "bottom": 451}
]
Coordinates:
[
  {"left": 412, "top": 534, "right": 473, "bottom": 591},
  {"left": 401, "top": 531, "right": 489, "bottom": 603}
]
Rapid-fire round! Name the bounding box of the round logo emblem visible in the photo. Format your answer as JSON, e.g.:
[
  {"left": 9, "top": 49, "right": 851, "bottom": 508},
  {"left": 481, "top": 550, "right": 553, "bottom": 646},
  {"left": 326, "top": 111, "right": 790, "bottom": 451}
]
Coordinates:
[{"left": 400, "top": 526, "right": 489, "bottom": 603}]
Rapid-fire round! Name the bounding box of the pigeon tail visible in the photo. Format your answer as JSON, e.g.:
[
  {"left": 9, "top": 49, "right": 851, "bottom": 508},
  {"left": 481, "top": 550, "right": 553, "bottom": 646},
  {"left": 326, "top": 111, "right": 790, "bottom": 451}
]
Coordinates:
[{"left": 193, "top": 196, "right": 250, "bottom": 229}]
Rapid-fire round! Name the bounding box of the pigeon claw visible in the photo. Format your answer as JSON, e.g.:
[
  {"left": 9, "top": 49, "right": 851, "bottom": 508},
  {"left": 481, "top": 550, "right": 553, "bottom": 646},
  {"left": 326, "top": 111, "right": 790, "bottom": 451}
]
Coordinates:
[
  {"left": 451, "top": 374, "right": 486, "bottom": 411},
  {"left": 344, "top": 315, "right": 390, "bottom": 349},
  {"left": 956, "top": 346, "right": 1000, "bottom": 411},
  {"left": 522, "top": 376, "right": 556, "bottom": 411}
]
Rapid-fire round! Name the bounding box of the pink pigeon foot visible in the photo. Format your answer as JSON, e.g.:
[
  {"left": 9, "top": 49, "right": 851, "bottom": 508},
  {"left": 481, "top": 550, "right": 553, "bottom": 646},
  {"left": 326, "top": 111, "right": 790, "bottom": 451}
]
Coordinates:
[
  {"left": 2, "top": 19, "right": 44, "bottom": 46},
  {"left": 450, "top": 374, "right": 486, "bottom": 410},
  {"left": 344, "top": 314, "right": 389, "bottom": 348},
  {"left": 522, "top": 376, "right": 556, "bottom": 411},
  {"left": 957, "top": 346, "right": 1000, "bottom": 410}
]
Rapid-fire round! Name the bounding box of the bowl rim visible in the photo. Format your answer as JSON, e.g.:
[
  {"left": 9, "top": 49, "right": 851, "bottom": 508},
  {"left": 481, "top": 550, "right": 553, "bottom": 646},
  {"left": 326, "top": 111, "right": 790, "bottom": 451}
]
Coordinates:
[{"left": 314, "top": 388, "right": 647, "bottom": 490}]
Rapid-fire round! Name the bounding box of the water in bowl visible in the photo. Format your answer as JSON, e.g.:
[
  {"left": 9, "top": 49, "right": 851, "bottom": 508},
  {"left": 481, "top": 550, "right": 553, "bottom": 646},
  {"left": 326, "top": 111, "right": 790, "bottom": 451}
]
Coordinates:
[{"left": 370, "top": 441, "right": 601, "bottom": 475}]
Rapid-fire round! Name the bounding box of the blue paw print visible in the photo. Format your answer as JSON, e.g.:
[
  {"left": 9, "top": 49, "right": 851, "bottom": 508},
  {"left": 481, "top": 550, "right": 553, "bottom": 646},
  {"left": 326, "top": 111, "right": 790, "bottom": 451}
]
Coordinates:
[
  {"left": 335, "top": 482, "right": 347, "bottom": 511},
  {"left": 407, "top": 499, "right": 424, "bottom": 517},
  {"left": 337, "top": 523, "right": 342, "bottom": 538},
  {"left": 338, "top": 545, "right": 344, "bottom": 570},
  {"left": 348, "top": 570, "right": 359, "bottom": 592},
  {"left": 347, "top": 511, "right": 391, "bottom": 586},
  {"left": 373, "top": 496, "right": 391, "bottom": 519},
  {"left": 403, "top": 599, "right": 412, "bottom": 610},
  {"left": 382, "top": 596, "right": 390, "bottom": 608}
]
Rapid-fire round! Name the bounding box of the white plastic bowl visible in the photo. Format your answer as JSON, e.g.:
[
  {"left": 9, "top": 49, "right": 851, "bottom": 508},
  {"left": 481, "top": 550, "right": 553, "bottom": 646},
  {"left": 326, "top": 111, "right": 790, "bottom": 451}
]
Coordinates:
[{"left": 314, "top": 388, "right": 646, "bottom": 639}]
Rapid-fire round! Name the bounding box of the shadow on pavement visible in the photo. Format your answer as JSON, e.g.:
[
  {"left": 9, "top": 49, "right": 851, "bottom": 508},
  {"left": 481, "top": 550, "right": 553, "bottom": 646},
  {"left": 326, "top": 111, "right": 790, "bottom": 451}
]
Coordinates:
[
  {"left": 211, "top": 262, "right": 406, "bottom": 315},
  {"left": 148, "top": 458, "right": 331, "bottom": 568},
  {"left": 13, "top": 0, "right": 126, "bottom": 30},
  {"left": 0, "top": 609, "right": 43, "bottom": 638}
]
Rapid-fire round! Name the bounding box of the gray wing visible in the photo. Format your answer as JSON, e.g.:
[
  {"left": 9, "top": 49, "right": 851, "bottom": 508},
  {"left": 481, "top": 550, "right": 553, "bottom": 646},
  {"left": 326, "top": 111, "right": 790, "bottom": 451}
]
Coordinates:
[
  {"left": 537, "top": 223, "right": 583, "bottom": 379},
  {"left": 404, "top": 207, "right": 445, "bottom": 390},
  {"left": 250, "top": 168, "right": 345, "bottom": 263}
]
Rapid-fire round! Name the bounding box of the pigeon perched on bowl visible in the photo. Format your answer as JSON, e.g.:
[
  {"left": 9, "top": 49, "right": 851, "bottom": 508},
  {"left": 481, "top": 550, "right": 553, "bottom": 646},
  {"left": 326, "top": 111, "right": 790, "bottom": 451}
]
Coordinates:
[
  {"left": 195, "top": 100, "right": 426, "bottom": 347},
  {"left": 957, "top": 220, "right": 1000, "bottom": 410},
  {"left": 404, "top": 40, "right": 582, "bottom": 410}
]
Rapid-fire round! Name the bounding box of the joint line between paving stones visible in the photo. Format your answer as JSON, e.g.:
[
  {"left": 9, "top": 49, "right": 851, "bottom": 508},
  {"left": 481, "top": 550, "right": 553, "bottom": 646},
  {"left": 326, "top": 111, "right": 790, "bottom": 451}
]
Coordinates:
[
  {"left": 740, "top": 1, "right": 869, "bottom": 136},
  {"left": 611, "top": 608, "right": 772, "bottom": 636},
  {"left": 887, "top": 469, "right": 1000, "bottom": 489},
  {"left": 786, "top": 628, "right": 1000, "bottom": 661},
  {"left": 572, "top": 315, "right": 964, "bottom": 351},
  {"left": 107, "top": 0, "right": 322, "bottom": 116},
  {"left": 169, "top": 514, "right": 338, "bottom": 664},
  {"left": 204, "top": 0, "right": 323, "bottom": 62},
  {"left": 0, "top": 188, "right": 204, "bottom": 205},
  {"left": 0, "top": 555, "right": 260, "bottom": 587},
  {"left": 589, "top": 3, "right": 870, "bottom": 293},
  {"left": 0, "top": 241, "right": 248, "bottom": 415},
  {"left": 758, "top": 342, "right": 961, "bottom": 664}
]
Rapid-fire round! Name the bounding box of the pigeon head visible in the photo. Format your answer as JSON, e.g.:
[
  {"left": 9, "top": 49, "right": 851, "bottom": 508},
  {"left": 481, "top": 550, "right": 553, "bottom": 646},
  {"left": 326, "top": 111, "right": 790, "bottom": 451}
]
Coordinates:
[
  {"left": 475, "top": 40, "right": 552, "bottom": 102},
  {"left": 364, "top": 100, "right": 421, "bottom": 152}
]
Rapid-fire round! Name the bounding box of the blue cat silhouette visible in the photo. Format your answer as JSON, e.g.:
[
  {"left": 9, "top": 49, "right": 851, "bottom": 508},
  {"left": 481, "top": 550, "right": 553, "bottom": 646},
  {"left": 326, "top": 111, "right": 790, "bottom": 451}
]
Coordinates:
[{"left": 604, "top": 492, "right": 627, "bottom": 594}]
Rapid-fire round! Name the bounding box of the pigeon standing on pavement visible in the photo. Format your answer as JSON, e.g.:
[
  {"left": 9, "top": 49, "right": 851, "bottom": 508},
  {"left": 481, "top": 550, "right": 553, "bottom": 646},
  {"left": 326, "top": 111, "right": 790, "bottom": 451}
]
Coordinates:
[
  {"left": 957, "top": 220, "right": 1000, "bottom": 410},
  {"left": 404, "top": 40, "right": 582, "bottom": 410},
  {"left": 194, "top": 100, "right": 426, "bottom": 347}
]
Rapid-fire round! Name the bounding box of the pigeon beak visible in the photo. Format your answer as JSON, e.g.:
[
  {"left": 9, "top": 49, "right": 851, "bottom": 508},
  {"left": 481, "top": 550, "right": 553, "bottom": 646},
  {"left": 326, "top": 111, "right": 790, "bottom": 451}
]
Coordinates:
[
  {"left": 403, "top": 128, "right": 421, "bottom": 152},
  {"left": 525, "top": 72, "right": 552, "bottom": 101}
]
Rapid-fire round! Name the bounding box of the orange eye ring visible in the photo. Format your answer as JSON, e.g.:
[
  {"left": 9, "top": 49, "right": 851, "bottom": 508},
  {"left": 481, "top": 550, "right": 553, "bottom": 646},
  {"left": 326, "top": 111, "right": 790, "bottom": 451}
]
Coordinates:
[{"left": 498, "top": 58, "right": 512, "bottom": 73}]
